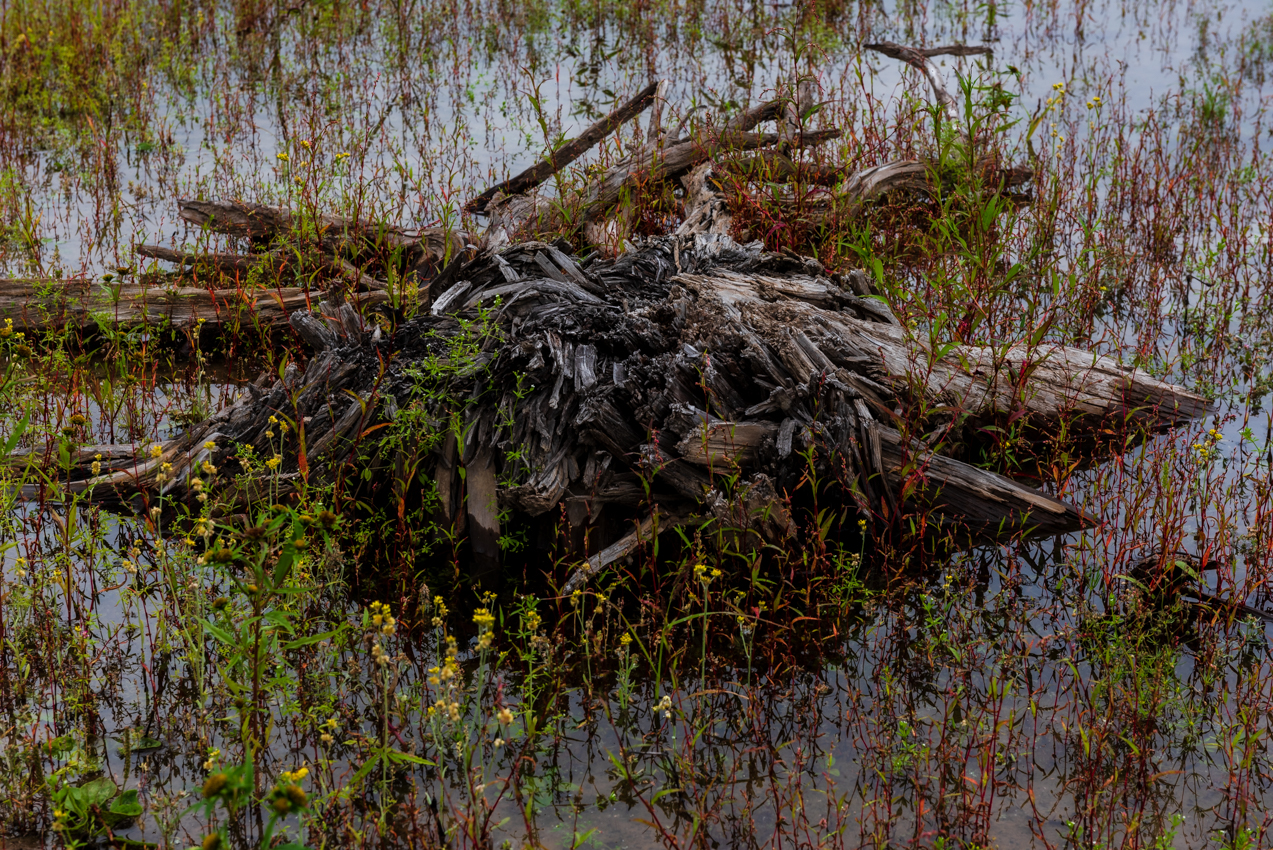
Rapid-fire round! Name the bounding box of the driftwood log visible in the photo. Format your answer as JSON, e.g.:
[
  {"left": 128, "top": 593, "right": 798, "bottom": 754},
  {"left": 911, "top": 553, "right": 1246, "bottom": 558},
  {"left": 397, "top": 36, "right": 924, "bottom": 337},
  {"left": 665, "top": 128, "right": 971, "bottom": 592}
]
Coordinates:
[
  {"left": 0, "top": 276, "right": 391, "bottom": 333},
  {"left": 33, "top": 232, "right": 1206, "bottom": 589},
  {"left": 0, "top": 210, "right": 471, "bottom": 334},
  {"left": 7, "top": 44, "right": 1210, "bottom": 590}
]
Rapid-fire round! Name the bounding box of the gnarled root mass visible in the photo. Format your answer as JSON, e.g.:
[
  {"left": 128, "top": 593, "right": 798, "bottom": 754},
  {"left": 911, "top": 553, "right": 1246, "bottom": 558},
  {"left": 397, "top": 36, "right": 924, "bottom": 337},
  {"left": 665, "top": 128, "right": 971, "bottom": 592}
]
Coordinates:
[
  {"left": 45, "top": 234, "right": 1206, "bottom": 588},
  {"left": 7, "top": 44, "right": 1210, "bottom": 589}
]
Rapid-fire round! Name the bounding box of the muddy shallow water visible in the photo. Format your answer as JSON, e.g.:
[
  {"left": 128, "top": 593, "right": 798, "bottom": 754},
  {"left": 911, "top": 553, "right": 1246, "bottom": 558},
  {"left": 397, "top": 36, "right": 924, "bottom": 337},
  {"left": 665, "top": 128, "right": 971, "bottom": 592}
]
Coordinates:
[{"left": 3, "top": 0, "right": 1273, "bottom": 846}]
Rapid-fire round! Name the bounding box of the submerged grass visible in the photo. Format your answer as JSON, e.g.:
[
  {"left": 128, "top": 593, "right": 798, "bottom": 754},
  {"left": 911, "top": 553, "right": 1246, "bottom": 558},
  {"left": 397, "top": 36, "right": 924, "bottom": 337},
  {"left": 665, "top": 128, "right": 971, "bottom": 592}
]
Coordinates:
[{"left": 2, "top": 0, "right": 1273, "bottom": 848}]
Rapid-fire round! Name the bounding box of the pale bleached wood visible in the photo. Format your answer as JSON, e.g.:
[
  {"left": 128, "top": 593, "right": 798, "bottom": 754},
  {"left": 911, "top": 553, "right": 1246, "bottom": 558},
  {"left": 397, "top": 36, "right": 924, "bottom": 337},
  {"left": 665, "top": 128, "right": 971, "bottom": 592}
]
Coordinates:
[
  {"left": 671, "top": 269, "right": 1209, "bottom": 430},
  {"left": 0, "top": 277, "right": 388, "bottom": 332}
]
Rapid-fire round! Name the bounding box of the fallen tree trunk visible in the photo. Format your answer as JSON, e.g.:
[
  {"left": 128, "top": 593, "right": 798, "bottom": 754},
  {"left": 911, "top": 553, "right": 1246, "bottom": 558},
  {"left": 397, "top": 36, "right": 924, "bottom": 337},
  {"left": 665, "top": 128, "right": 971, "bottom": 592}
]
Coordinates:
[
  {"left": 6, "top": 45, "right": 1211, "bottom": 590},
  {"left": 45, "top": 234, "right": 1206, "bottom": 589},
  {"left": 0, "top": 277, "right": 389, "bottom": 333}
]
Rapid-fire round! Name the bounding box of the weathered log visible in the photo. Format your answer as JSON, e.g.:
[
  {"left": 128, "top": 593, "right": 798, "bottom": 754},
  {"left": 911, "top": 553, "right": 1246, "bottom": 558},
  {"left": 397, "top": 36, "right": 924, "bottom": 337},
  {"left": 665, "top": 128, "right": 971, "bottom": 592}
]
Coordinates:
[
  {"left": 137, "top": 243, "right": 387, "bottom": 291},
  {"left": 135, "top": 244, "right": 286, "bottom": 276},
  {"left": 465, "top": 449, "right": 502, "bottom": 580},
  {"left": 561, "top": 509, "right": 686, "bottom": 594},
  {"left": 581, "top": 128, "right": 844, "bottom": 224},
  {"left": 45, "top": 235, "right": 1206, "bottom": 591},
  {"left": 177, "top": 199, "right": 475, "bottom": 275},
  {"left": 471, "top": 43, "right": 1004, "bottom": 252},
  {"left": 8, "top": 45, "right": 1209, "bottom": 593},
  {"left": 0, "top": 277, "right": 388, "bottom": 333}
]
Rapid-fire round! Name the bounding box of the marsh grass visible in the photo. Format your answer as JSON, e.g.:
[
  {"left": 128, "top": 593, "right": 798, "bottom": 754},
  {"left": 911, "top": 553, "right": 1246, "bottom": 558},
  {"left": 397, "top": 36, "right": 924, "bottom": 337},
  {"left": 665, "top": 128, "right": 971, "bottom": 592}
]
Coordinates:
[{"left": 3, "top": 0, "right": 1273, "bottom": 848}]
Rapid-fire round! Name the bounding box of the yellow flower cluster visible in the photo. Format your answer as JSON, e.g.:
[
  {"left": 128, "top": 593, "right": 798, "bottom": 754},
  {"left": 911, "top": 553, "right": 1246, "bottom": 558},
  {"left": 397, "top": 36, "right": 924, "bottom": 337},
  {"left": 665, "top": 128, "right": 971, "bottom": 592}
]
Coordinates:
[
  {"left": 270, "top": 779, "right": 307, "bottom": 813},
  {"left": 693, "top": 563, "right": 722, "bottom": 584},
  {"left": 266, "top": 415, "right": 290, "bottom": 441},
  {"left": 431, "top": 595, "right": 449, "bottom": 628},
  {"left": 473, "top": 607, "right": 495, "bottom": 650},
  {"left": 279, "top": 766, "right": 309, "bottom": 784},
  {"left": 430, "top": 697, "right": 462, "bottom": 721},
  {"left": 1192, "top": 427, "right": 1223, "bottom": 462},
  {"left": 3, "top": 318, "right": 29, "bottom": 356},
  {"left": 426, "top": 635, "right": 464, "bottom": 720},
  {"left": 370, "top": 601, "right": 397, "bottom": 636},
  {"left": 1038, "top": 81, "right": 1068, "bottom": 150},
  {"left": 427, "top": 637, "right": 460, "bottom": 685}
]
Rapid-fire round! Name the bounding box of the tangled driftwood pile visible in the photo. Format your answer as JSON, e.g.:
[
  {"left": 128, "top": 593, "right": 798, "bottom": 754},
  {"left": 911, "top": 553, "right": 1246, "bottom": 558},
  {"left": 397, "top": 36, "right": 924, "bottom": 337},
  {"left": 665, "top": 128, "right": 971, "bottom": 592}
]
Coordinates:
[{"left": 9, "top": 44, "right": 1209, "bottom": 588}]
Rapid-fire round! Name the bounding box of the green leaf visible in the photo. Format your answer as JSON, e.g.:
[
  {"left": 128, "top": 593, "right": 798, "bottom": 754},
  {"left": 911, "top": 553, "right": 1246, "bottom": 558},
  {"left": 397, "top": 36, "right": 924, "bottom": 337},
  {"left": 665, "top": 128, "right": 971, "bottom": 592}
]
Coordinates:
[
  {"left": 76, "top": 776, "right": 118, "bottom": 810},
  {"left": 109, "top": 789, "right": 142, "bottom": 818},
  {"left": 385, "top": 750, "right": 434, "bottom": 766},
  {"left": 651, "top": 787, "right": 682, "bottom": 803},
  {"left": 1, "top": 411, "right": 29, "bottom": 458},
  {"left": 282, "top": 626, "right": 345, "bottom": 650},
  {"left": 1173, "top": 559, "right": 1202, "bottom": 581},
  {"left": 272, "top": 545, "right": 296, "bottom": 585},
  {"left": 349, "top": 752, "right": 388, "bottom": 786},
  {"left": 116, "top": 733, "right": 163, "bottom": 753},
  {"left": 203, "top": 619, "right": 236, "bottom": 645},
  {"left": 264, "top": 610, "right": 296, "bottom": 633}
]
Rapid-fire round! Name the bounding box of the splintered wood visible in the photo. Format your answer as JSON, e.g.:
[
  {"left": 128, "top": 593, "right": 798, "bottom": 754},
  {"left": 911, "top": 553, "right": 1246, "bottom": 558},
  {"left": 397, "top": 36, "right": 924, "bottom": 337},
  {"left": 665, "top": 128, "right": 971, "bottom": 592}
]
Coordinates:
[{"left": 47, "top": 236, "right": 1206, "bottom": 588}]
